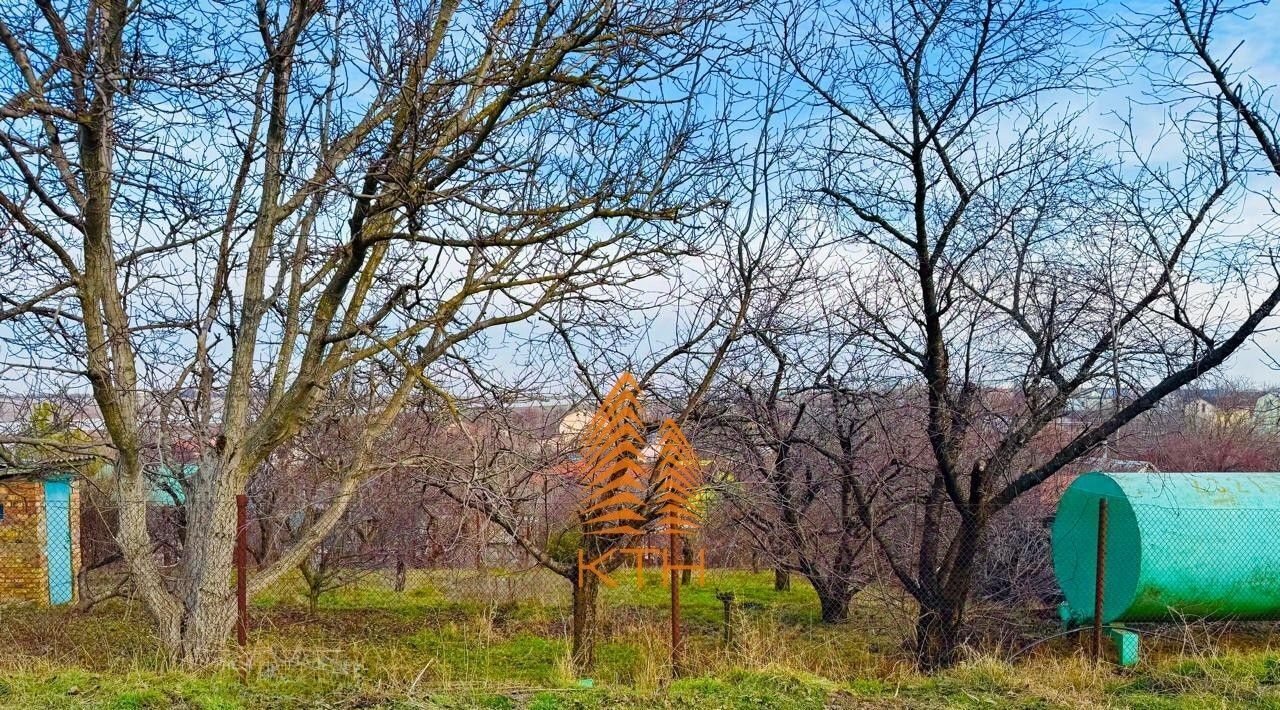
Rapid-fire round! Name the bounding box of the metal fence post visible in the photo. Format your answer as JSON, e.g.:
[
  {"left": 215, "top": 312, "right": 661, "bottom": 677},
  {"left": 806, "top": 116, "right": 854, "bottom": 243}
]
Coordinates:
[
  {"left": 1093, "top": 497, "right": 1108, "bottom": 665},
  {"left": 236, "top": 493, "right": 248, "bottom": 648},
  {"left": 670, "top": 532, "right": 682, "bottom": 676},
  {"left": 717, "top": 591, "right": 735, "bottom": 647}
]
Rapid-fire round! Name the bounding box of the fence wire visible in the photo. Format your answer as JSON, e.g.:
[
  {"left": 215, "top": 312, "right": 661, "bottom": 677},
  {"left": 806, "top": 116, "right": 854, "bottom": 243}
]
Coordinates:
[
  {"left": 6, "top": 474, "right": 1280, "bottom": 683},
  {"left": 0, "top": 481, "right": 76, "bottom": 606}
]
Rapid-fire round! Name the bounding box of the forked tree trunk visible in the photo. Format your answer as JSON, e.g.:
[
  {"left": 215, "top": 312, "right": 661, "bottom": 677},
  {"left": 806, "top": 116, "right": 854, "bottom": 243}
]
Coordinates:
[
  {"left": 571, "top": 573, "right": 601, "bottom": 671},
  {"left": 913, "top": 519, "right": 983, "bottom": 670},
  {"left": 681, "top": 544, "right": 693, "bottom": 586},
  {"left": 774, "top": 567, "right": 791, "bottom": 592},
  {"left": 115, "top": 456, "right": 241, "bottom": 666},
  {"left": 815, "top": 582, "right": 851, "bottom": 623},
  {"left": 112, "top": 469, "right": 227, "bottom": 665},
  {"left": 914, "top": 596, "right": 967, "bottom": 671},
  {"left": 115, "top": 447, "right": 368, "bottom": 666},
  {"left": 171, "top": 474, "right": 241, "bottom": 665}
]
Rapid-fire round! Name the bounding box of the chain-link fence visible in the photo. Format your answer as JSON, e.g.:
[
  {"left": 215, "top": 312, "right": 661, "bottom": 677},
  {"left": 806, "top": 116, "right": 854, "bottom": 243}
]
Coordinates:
[
  {"left": 0, "top": 477, "right": 77, "bottom": 606},
  {"left": 5, "top": 470, "right": 1280, "bottom": 684},
  {"left": 1049, "top": 475, "right": 1280, "bottom": 666}
]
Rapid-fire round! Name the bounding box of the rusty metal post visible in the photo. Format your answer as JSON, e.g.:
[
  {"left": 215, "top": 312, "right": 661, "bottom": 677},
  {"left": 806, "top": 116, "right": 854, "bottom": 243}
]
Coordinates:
[
  {"left": 1092, "top": 497, "right": 1108, "bottom": 665},
  {"left": 717, "top": 591, "right": 735, "bottom": 647},
  {"left": 670, "top": 532, "right": 682, "bottom": 676},
  {"left": 236, "top": 493, "right": 248, "bottom": 648}
]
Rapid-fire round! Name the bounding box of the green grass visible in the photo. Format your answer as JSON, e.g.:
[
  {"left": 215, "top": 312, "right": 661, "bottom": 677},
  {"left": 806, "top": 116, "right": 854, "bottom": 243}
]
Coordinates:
[{"left": 3, "top": 569, "right": 1280, "bottom": 707}]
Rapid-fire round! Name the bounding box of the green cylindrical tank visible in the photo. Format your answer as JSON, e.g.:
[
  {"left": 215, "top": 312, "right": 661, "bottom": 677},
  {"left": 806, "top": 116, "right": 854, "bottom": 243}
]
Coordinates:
[{"left": 1053, "top": 471, "right": 1280, "bottom": 624}]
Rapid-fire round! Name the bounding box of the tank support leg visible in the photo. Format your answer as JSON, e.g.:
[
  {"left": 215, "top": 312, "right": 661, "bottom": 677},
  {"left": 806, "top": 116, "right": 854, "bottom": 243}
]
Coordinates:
[
  {"left": 1058, "top": 605, "right": 1139, "bottom": 667},
  {"left": 1106, "top": 626, "right": 1139, "bottom": 667}
]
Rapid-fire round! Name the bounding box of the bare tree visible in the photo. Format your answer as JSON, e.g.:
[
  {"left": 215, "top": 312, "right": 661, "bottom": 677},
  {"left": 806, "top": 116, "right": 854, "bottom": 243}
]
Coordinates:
[
  {"left": 698, "top": 248, "right": 887, "bottom": 623},
  {"left": 403, "top": 398, "right": 597, "bottom": 662},
  {"left": 0, "top": 0, "right": 738, "bottom": 663},
  {"left": 412, "top": 366, "right": 731, "bottom": 668},
  {"left": 405, "top": 224, "right": 762, "bottom": 670},
  {"left": 408, "top": 87, "right": 797, "bottom": 668},
  {"left": 295, "top": 513, "right": 378, "bottom": 614},
  {"left": 776, "top": 0, "right": 1280, "bottom": 668},
  {"left": 244, "top": 402, "right": 434, "bottom": 604}
]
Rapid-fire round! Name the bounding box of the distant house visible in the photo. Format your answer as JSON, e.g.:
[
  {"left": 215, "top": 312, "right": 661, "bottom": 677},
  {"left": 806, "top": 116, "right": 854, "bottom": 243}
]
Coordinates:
[
  {"left": 1174, "top": 388, "right": 1280, "bottom": 432},
  {"left": 1074, "top": 455, "right": 1159, "bottom": 475},
  {"left": 1183, "top": 397, "right": 1253, "bottom": 429},
  {"left": 0, "top": 466, "right": 82, "bottom": 605},
  {"left": 1255, "top": 392, "right": 1280, "bottom": 432}
]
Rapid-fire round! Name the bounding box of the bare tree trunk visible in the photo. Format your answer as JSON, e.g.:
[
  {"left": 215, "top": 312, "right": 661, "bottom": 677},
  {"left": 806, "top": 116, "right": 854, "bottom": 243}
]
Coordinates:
[
  {"left": 394, "top": 555, "right": 407, "bottom": 593},
  {"left": 814, "top": 580, "right": 851, "bottom": 623},
  {"left": 571, "top": 573, "right": 601, "bottom": 671},
  {"left": 177, "top": 592, "right": 239, "bottom": 664},
  {"left": 171, "top": 471, "right": 241, "bottom": 664},
  {"left": 913, "top": 519, "right": 982, "bottom": 669},
  {"left": 914, "top": 596, "right": 966, "bottom": 671},
  {"left": 774, "top": 567, "right": 791, "bottom": 592},
  {"left": 113, "top": 454, "right": 252, "bottom": 665},
  {"left": 681, "top": 544, "right": 693, "bottom": 586},
  {"left": 307, "top": 584, "right": 321, "bottom": 614}
]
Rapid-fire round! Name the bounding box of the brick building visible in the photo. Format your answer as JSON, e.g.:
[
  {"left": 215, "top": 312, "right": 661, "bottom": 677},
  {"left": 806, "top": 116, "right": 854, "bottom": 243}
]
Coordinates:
[{"left": 0, "top": 469, "right": 81, "bottom": 605}]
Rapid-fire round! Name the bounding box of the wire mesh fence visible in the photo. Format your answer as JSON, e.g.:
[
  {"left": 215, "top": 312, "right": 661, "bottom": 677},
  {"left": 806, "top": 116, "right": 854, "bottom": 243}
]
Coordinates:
[
  {"left": 0, "top": 478, "right": 77, "bottom": 606},
  {"left": 6, "top": 471, "right": 1280, "bottom": 685},
  {"left": 1059, "top": 493, "right": 1280, "bottom": 613}
]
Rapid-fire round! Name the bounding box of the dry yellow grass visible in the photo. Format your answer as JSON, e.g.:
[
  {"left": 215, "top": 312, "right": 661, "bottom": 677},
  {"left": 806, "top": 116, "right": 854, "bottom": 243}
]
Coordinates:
[{"left": 1, "top": 570, "right": 1279, "bottom": 707}]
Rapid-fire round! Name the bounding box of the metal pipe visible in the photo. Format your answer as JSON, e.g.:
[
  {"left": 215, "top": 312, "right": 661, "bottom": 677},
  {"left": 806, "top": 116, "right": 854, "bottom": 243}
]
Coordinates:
[
  {"left": 670, "top": 532, "right": 682, "bottom": 676},
  {"left": 1092, "top": 497, "right": 1108, "bottom": 664},
  {"left": 717, "top": 591, "right": 735, "bottom": 646}
]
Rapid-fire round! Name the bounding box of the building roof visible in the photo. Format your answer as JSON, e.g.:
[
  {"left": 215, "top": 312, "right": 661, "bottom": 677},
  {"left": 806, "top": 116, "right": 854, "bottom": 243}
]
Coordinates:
[
  {"left": 1075, "top": 456, "right": 1158, "bottom": 473},
  {"left": 0, "top": 456, "right": 93, "bottom": 481}
]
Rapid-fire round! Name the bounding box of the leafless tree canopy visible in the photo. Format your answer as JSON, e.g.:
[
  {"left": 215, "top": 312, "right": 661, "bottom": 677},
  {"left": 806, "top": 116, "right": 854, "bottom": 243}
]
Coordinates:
[
  {"left": 5, "top": 0, "right": 1280, "bottom": 673},
  {"left": 0, "top": 0, "right": 743, "bottom": 663},
  {"left": 764, "top": 0, "right": 1280, "bottom": 669}
]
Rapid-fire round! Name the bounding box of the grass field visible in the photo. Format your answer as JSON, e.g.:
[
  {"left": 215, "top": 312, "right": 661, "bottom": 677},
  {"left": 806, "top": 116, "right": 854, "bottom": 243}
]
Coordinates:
[{"left": 2, "top": 569, "right": 1280, "bottom": 708}]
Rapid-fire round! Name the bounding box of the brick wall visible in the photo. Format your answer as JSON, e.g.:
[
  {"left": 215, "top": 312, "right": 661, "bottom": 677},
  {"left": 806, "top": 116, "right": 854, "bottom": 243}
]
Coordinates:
[
  {"left": 0, "top": 477, "right": 82, "bottom": 605},
  {"left": 70, "top": 481, "right": 81, "bottom": 598},
  {"left": 0, "top": 478, "right": 48, "bottom": 603}
]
